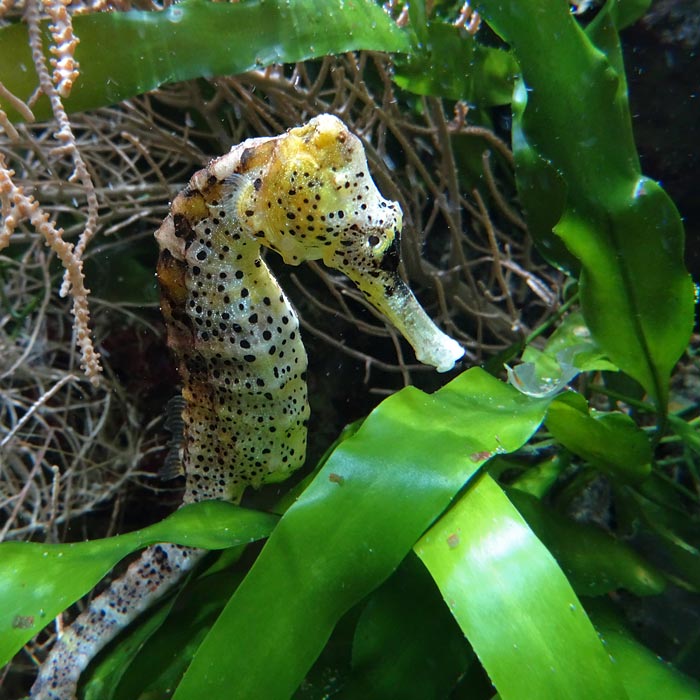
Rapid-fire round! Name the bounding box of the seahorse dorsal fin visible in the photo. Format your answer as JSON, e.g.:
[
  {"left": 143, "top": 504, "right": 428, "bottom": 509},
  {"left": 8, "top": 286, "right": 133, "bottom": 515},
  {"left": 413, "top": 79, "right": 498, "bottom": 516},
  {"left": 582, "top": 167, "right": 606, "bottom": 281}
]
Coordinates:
[{"left": 160, "top": 393, "right": 186, "bottom": 480}]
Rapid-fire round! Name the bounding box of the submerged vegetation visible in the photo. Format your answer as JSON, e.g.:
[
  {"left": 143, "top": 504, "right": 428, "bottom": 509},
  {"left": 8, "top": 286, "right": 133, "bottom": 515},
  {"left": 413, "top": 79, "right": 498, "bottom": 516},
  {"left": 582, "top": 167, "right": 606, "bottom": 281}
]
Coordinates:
[{"left": 0, "top": 0, "right": 698, "bottom": 698}]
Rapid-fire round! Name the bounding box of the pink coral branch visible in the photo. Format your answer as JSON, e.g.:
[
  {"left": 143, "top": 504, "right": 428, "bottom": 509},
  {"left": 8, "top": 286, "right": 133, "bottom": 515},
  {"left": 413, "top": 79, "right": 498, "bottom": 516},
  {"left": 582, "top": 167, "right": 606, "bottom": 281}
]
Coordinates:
[
  {"left": 46, "top": 0, "right": 81, "bottom": 98},
  {"left": 0, "top": 154, "right": 102, "bottom": 383}
]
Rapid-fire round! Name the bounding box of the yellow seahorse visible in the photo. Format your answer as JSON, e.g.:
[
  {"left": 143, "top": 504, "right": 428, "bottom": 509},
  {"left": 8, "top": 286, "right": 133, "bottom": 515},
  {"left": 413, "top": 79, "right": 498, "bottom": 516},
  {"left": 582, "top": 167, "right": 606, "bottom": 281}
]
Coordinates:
[{"left": 30, "top": 114, "right": 463, "bottom": 699}]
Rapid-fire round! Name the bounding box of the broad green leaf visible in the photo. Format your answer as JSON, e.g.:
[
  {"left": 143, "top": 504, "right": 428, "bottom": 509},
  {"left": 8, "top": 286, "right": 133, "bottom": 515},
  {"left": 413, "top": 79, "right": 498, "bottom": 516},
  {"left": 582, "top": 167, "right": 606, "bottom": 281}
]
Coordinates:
[
  {"left": 172, "top": 368, "right": 552, "bottom": 700},
  {"left": 594, "top": 0, "right": 653, "bottom": 32},
  {"left": 545, "top": 391, "right": 652, "bottom": 483},
  {"left": 477, "top": 0, "right": 695, "bottom": 412},
  {"left": 586, "top": 599, "right": 700, "bottom": 700},
  {"left": 603, "top": 369, "right": 647, "bottom": 406},
  {"left": 509, "top": 79, "right": 576, "bottom": 272},
  {"left": 342, "top": 554, "right": 470, "bottom": 699},
  {"left": 406, "top": 0, "right": 428, "bottom": 45},
  {"left": 0, "top": 0, "right": 410, "bottom": 123},
  {"left": 553, "top": 192, "right": 691, "bottom": 414},
  {"left": 394, "top": 21, "right": 517, "bottom": 106},
  {"left": 0, "top": 502, "right": 277, "bottom": 666},
  {"left": 610, "top": 0, "right": 651, "bottom": 29},
  {"left": 508, "top": 488, "right": 666, "bottom": 597},
  {"left": 416, "top": 474, "right": 628, "bottom": 700},
  {"left": 511, "top": 77, "right": 581, "bottom": 275}
]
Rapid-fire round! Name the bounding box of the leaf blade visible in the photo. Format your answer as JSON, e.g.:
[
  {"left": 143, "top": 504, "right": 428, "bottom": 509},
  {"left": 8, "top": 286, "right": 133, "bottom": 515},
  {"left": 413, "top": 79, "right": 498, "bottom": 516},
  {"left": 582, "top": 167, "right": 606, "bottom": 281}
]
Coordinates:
[
  {"left": 416, "top": 474, "right": 628, "bottom": 700},
  {"left": 1, "top": 0, "right": 410, "bottom": 122},
  {"left": 477, "top": 0, "right": 694, "bottom": 411}
]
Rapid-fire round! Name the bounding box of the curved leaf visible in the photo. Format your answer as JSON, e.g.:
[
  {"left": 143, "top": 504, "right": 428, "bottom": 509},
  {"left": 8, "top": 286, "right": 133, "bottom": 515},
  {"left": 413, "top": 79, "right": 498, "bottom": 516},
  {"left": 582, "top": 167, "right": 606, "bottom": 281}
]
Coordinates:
[
  {"left": 0, "top": 501, "right": 277, "bottom": 666},
  {"left": 545, "top": 391, "right": 652, "bottom": 483},
  {"left": 508, "top": 488, "right": 666, "bottom": 597},
  {"left": 0, "top": 0, "right": 410, "bottom": 123},
  {"left": 416, "top": 474, "right": 628, "bottom": 700},
  {"left": 617, "top": 484, "right": 700, "bottom": 592},
  {"left": 172, "top": 368, "right": 552, "bottom": 700}
]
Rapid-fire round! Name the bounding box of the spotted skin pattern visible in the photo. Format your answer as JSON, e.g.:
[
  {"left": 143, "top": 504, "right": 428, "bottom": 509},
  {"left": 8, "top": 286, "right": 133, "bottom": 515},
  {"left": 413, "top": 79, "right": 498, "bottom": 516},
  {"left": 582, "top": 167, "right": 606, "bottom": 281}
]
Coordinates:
[{"left": 30, "top": 115, "right": 463, "bottom": 700}]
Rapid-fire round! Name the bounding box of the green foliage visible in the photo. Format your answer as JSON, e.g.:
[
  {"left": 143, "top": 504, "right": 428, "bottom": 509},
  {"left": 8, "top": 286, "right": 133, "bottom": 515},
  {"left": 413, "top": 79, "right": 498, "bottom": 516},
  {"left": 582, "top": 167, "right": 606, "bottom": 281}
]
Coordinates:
[
  {"left": 2, "top": 0, "right": 698, "bottom": 698},
  {"left": 393, "top": 21, "right": 517, "bottom": 105},
  {"left": 546, "top": 391, "right": 652, "bottom": 483},
  {"left": 587, "top": 600, "right": 699, "bottom": 700},
  {"left": 480, "top": 0, "right": 694, "bottom": 412},
  {"left": 345, "top": 555, "right": 471, "bottom": 699},
  {"left": 416, "top": 474, "right": 628, "bottom": 700},
  {"left": 0, "top": 502, "right": 277, "bottom": 666},
  {"left": 169, "top": 369, "right": 549, "bottom": 699},
  {"left": 0, "top": 0, "right": 410, "bottom": 122},
  {"left": 507, "top": 488, "right": 666, "bottom": 596}
]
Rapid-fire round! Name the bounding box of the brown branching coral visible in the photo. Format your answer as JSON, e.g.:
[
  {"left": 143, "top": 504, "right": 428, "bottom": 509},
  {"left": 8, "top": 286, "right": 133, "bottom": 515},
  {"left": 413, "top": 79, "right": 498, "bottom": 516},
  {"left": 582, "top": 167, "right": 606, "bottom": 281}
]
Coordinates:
[
  {"left": 1, "top": 0, "right": 102, "bottom": 391},
  {"left": 0, "top": 99, "right": 203, "bottom": 552},
  {"left": 0, "top": 153, "right": 101, "bottom": 383},
  {"left": 23, "top": 0, "right": 100, "bottom": 308}
]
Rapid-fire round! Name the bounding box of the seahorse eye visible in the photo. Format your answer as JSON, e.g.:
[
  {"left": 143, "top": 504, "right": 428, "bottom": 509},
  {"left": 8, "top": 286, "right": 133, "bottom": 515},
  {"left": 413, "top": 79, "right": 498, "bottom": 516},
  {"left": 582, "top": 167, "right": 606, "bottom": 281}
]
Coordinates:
[{"left": 368, "top": 235, "right": 380, "bottom": 247}]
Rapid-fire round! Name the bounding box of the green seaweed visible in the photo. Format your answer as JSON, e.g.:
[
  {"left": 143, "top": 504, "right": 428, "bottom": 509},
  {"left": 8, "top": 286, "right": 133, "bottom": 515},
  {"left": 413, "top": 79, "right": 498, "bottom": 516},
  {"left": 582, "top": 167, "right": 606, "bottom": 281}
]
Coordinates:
[
  {"left": 0, "top": 0, "right": 410, "bottom": 122},
  {"left": 477, "top": 0, "right": 694, "bottom": 413}
]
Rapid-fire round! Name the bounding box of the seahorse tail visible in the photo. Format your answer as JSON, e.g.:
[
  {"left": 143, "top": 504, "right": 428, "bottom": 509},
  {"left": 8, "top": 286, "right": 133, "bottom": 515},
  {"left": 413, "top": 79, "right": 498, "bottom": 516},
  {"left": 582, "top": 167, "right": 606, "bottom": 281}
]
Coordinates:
[{"left": 30, "top": 543, "right": 205, "bottom": 700}]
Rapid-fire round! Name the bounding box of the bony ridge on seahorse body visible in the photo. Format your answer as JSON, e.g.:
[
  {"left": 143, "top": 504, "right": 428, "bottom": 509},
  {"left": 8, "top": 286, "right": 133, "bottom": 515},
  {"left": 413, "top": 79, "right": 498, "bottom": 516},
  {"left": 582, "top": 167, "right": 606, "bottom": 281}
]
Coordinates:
[{"left": 30, "top": 114, "right": 464, "bottom": 700}]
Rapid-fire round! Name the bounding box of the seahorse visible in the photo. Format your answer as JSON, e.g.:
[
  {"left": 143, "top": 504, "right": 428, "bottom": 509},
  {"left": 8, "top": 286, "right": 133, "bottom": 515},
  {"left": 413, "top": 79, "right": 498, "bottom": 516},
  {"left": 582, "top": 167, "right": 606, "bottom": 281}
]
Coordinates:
[{"left": 30, "top": 114, "right": 464, "bottom": 699}]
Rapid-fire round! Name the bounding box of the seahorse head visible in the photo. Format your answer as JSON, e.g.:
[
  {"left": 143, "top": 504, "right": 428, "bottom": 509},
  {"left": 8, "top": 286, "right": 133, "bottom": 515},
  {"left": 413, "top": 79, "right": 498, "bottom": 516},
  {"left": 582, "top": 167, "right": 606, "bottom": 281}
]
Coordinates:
[{"left": 235, "top": 114, "right": 464, "bottom": 372}]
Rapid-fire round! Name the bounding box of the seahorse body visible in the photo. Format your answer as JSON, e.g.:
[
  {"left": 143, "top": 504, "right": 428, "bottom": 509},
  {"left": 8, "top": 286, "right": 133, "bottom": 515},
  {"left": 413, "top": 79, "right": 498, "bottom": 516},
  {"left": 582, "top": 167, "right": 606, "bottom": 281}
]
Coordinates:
[{"left": 30, "top": 115, "right": 463, "bottom": 700}]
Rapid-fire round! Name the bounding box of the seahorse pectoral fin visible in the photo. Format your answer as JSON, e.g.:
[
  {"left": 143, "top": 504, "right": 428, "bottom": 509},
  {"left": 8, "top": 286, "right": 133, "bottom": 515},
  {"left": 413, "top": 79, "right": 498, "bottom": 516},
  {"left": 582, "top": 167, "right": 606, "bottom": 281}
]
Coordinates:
[
  {"left": 220, "top": 172, "right": 255, "bottom": 220},
  {"left": 343, "top": 267, "right": 464, "bottom": 373}
]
